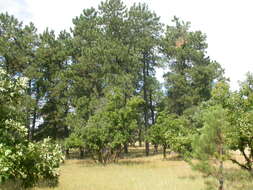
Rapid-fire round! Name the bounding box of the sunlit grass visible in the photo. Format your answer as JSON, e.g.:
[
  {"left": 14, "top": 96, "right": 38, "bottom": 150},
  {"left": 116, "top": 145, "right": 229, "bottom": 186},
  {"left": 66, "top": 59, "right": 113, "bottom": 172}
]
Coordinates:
[
  {"left": 2, "top": 147, "right": 252, "bottom": 190},
  {"left": 32, "top": 147, "right": 204, "bottom": 190}
]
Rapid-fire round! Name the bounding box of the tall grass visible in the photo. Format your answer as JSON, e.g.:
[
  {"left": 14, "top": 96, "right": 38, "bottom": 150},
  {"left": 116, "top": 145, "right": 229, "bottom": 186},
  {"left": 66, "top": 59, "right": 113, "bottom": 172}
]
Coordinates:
[
  {"left": 32, "top": 148, "right": 204, "bottom": 190},
  {"left": 3, "top": 147, "right": 252, "bottom": 190}
]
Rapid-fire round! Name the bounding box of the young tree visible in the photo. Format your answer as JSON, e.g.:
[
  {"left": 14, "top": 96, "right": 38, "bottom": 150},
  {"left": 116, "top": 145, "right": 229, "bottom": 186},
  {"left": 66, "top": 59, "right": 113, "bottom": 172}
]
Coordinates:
[
  {"left": 227, "top": 73, "right": 253, "bottom": 176},
  {"left": 191, "top": 105, "right": 230, "bottom": 190},
  {"left": 148, "top": 112, "right": 191, "bottom": 158},
  {"left": 148, "top": 112, "right": 175, "bottom": 159},
  {"left": 80, "top": 90, "right": 144, "bottom": 164},
  {"left": 205, "top": 80, "right": 253, "bottom": 176},
  {"left": 64, "top": 133, "right": 85, "bottom": 158}
]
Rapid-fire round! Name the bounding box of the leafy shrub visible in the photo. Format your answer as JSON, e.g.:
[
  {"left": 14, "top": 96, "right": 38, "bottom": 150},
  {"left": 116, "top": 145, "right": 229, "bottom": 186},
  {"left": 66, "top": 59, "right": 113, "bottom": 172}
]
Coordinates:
[
  {"left": 79, "top": 92, "right": 144, "bottom": 164},
  {"left": 64, "top": 133, "right": 84, "bottom": 149},
  {"left": 0, "top": 68, "right": 64, "bottom": 188},
  {"left": 148, "top": 112, "right": 192, "bottom": 158},
  {"left": 0, "top": 137, "right": 64, "bottom": 188}
]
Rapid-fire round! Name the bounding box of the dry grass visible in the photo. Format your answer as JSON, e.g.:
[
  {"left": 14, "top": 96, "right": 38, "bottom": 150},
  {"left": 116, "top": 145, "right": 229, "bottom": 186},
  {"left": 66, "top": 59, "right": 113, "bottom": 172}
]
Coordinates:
[
  {"left": 32, "top": 147, "right": 204, "bottom": 190},
  {"left": 0, "top": 148, "right": 253, "bottom": 190},
  {"left": 3, "top": 147, "right": 251, "bottom": 190}
]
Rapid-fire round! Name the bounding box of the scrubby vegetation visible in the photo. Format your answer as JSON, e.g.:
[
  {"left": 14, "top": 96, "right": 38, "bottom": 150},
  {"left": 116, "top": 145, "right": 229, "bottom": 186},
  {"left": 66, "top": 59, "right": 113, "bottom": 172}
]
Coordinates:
[
  {"left": 1, "top": 0, "right": 253, "bottom": 189},
  {"left": 0, "top": 69, "right": 64, "bottom": 188}
]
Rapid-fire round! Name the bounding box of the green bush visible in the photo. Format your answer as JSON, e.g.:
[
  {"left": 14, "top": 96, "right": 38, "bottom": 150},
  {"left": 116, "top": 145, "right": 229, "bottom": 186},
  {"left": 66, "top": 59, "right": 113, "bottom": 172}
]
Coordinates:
[
  {"left": 64, "top": 133, "right": 84, "bottom": 149},
  {"left": 147, "top": 112, "right": 192, "bottom": 158},
  {"left": 0, "top": 138, "right": 64, "bottom": 188},
  {"left": 0, "top": 68, "right": 64, "bottom": 188},
  {"left": 79, "top": 92, "right": 144, "bottom": 164}
]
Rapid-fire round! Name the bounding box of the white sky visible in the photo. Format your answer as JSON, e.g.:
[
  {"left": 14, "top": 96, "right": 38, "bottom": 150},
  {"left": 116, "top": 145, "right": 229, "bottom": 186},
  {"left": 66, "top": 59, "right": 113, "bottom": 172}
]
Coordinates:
[{"left": 1, "top": 0, "right": 253, "bottom": 90}]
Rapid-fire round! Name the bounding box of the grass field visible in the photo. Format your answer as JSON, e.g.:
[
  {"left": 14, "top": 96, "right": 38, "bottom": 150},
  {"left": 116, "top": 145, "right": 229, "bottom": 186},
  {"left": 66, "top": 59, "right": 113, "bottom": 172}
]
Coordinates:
[
  {"left": 2, "top": 147, "right": 252, "bottom": 190},
  {"left": 32, "top": 147, "right": 205, "bottom": 190}
]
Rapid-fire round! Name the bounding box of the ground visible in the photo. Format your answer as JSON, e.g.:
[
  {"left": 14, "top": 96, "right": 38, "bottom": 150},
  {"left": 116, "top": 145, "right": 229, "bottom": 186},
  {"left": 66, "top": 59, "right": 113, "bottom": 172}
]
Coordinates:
[
  {"left": 33, "top": 147, "right": 204, "bottom": 190},
  {"left": 2, "top": 146, "right": 252, "bottom": 190}
]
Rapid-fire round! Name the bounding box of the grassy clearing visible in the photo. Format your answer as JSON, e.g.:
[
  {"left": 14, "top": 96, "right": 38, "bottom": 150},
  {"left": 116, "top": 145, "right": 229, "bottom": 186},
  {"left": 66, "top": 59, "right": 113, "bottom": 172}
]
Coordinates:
[
  {"left": 32, "top": 147, "right": 204, "bottom": 190},
  {"left": 3, "top": 147, "right": 252, "bottom": 190},
  {"left": 0, "top": 148, "right": 253, "bottom": 190}
]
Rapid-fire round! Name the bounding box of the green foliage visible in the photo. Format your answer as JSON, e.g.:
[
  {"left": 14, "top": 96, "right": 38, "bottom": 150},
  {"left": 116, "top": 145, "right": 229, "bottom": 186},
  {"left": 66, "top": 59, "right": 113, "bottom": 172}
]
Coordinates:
[
  {"left": 80, "top": 91, "right": 144, "bottom": 164},
  {"left": 191, "top": 105, "right": 229, "bottom": 164},
  {"left": 33, "top": 29, "right": 71, "bottom": 140},
  {"left": 0, "top": 139, "right": 64, "bottom": 188},
  {"left": 0, "top": 68, "right": 28, "bottom": 144},
  {"left": 64, "top": 133, "right": 84, "bottom": 149},
  {"left": 225, "top": 74, "right": 253, "bottom": 175},
  {"left": 148, "top": 112, "right": 173, "bottom": 147},
  {"left": 0, "top": 13, "right": 37, "bottom": 76},
  {"left": 163, "top": 17, "right": 223, "bottom": 115},
  {"left": 0, "top": 69, "right": 64, "bottom": 188},
  {"left": 210, "top": 81, "right": 231, "bottom": 107},
  {"left": 190, "top": 105, "right": 230, "bottom": 190},
  {"left": 3, "top": 3, "right": 247, "bottom": 185},
  {"left": 148, "top": 112, "right": 192, "bottom": 158},
  {"left": 201, "top": 80, "right": 253, "bottom": 176},
  {"left": 128, "top": 2, "right": 163, "bottom": 155}
]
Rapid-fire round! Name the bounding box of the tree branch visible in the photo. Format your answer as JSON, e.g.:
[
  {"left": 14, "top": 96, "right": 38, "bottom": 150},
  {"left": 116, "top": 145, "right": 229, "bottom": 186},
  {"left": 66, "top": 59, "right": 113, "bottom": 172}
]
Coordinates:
[{"left": 230, "top": 158, "right": 249, "bottom": 171}]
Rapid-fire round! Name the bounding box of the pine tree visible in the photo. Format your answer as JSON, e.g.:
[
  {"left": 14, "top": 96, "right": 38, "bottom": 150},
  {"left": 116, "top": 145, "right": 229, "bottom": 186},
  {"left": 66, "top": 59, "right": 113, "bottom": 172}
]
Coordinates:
[
  {"left": 191, "top": 105, "right": 229, "bottom": 190},
  {"left": 128, "top": 3, "right": 162, "bottom": 155},
  {"left": 34, "top": 29, "right": 71, "bottom": 139},
  {"left": 163, "top": 17, "right": 223, "bottom": 115}
]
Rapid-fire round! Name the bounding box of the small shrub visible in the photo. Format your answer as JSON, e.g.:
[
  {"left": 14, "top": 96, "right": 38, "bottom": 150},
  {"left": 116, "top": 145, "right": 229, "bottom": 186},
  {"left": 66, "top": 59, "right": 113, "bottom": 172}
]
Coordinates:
[{"left": 0, "top": 138, "right": 64, "bottom": 188}]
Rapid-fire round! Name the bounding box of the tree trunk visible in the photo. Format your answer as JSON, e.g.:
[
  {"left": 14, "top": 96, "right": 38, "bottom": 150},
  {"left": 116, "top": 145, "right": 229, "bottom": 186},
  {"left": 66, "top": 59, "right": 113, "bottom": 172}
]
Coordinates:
[
  {"left": 154, "top": 144, "right": 158, "bottom": 154},
  {"left": 30, "top": 107, "right": 36, "bottom": 140},
  {"left": 218, "top": 142, "right": 224, "bottom": 190},
  {"left": 143, "top": 54, "right": 149, "bottom": 156},
  {"left": 218, "top": 160, "right": 224, "bottom": 190},
  {"left": 163, "top": 145, "right": 167, "bottom": 159},
  {"left": 138, "top": 128, "right": 142, "bottom": 147},
  {"left": 124, "top": 143, "right": 128, "bottom": 154},
  {"left": 30, "top": 87, "right": 39, "bottom": 141},
  {"left": 65, "top": 148, "right": 69, "bottom": 159},
  {"left": 26, "top": 80, "right": 32, "bottom": 140},
  {"left": 145, "top": 142, "right": 149, "bottom": 156},
  {"left": 150, "top": 89, "right": 157, "bottom": 155},
  {"left": 98, "top": 152, "right": 103, "bottom": 164},
  {"left": 80, "top": 147, "right": 84, "bottom": 158},
  {"left": 149, "top": 90, "right": 155, "bottom": 125}
]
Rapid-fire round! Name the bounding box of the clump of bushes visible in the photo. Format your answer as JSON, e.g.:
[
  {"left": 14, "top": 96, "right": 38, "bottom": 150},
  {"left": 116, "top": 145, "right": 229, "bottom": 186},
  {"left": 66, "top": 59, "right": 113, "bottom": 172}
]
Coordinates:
[
  {"left": 0, "top": 68, "right": 64, "bottom": 188},
  {"left": 0, "top": 138, "right": 64, "bottom": 188}
]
